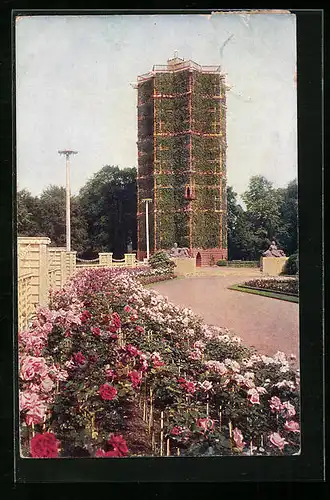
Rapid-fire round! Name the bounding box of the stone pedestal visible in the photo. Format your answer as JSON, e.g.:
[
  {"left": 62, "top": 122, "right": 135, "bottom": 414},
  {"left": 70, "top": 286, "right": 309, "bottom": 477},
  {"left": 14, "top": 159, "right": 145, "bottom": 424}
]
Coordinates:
[
  {"left": 260, "top": 256, "right": 288, "bottom": 276},
  {"left": 172, "top": 258, "right": 196, "bottom": 276}
]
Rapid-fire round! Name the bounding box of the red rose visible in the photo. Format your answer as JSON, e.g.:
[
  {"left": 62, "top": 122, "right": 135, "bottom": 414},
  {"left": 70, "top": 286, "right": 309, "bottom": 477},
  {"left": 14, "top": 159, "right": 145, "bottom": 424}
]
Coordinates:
[
  {"left": 135, "top": 325, "right": 145, "bottom": 334},
  {"left": 111, "top": 312, "right": 121, "bottom": 330},
  {"left": 99, "top": 383, "right": 117, "bottom": 401},
  {"left": 108, "top": 435, "right": 129, "bottom": 456},
  {"left": 73, "top": 351, "right": 87, "bottom": 366},
  {"left": 30, "top": 432, "right": 60, "bottom": 458},
  {"left": 171, "top": 426, "right": 184, "bottom": 436},
  {"left": 128, "top": 370, "right": 142, "bottom": 389},
  {"left": 91, "top": 327, "right": 101, "bottom": 337},
  {"left": 80, "top": 310, "right": 91, "bottom": 324}
]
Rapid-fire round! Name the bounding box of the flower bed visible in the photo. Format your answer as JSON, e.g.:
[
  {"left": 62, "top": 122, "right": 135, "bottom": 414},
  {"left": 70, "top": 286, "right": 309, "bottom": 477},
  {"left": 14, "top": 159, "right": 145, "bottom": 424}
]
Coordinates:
[
  {"left": 243, "top": 277, "right": 298, "bottom": 296},
  {"left": 19, "top": 268, "right": 300, "bottom": 458}
]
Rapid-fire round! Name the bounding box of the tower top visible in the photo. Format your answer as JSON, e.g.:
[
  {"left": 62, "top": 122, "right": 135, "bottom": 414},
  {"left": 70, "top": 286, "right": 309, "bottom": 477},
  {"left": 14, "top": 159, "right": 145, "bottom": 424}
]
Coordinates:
[{"left": 167, "top": 50, "right": 184, "bottom": 67}]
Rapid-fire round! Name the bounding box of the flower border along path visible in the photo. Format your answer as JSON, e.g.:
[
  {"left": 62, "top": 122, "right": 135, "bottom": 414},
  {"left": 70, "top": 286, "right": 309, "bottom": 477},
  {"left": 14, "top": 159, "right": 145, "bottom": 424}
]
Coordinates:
[
  {"left": 228, "top": 284, "right": 299, "bottom": 304},
  {"left": 18, "top": 267, "right": 300, "bottom": 459}
]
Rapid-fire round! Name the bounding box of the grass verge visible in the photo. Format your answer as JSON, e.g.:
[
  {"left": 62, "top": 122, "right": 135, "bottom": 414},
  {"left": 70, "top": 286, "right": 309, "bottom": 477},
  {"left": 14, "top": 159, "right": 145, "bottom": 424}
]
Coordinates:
[{"left": 228, "top": 284, "right": 299, "bottom": 303}]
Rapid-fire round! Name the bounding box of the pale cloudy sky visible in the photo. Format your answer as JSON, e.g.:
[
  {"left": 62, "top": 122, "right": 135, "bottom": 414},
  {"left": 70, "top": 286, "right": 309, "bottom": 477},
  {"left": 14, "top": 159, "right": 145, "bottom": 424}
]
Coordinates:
[{"left": 15, "top": 12, "right": 297, "bottom": 200}]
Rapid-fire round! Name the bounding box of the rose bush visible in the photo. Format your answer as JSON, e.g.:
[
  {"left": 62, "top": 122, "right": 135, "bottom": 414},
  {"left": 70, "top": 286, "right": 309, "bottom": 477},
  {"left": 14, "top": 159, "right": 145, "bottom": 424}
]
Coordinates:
[{"left": 19, "top": 267, "right": 300, "bottom": 458}]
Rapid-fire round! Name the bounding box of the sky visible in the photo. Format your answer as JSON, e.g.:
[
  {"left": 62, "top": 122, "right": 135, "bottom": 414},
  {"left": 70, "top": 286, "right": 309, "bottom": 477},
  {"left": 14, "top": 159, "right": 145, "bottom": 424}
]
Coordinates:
[{"left": 15, "top": 12, "right": 297, "bottom": 201}]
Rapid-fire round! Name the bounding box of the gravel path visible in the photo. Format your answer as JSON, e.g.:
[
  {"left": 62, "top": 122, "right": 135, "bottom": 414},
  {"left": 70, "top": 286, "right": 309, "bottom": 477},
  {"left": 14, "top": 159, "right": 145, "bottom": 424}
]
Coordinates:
[{"left": 150, "top": 272, "right": 299, "bottom": 360}]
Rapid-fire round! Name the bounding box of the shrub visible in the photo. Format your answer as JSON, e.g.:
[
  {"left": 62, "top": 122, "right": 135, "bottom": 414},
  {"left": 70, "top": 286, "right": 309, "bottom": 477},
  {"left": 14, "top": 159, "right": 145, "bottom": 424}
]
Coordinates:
[
  {"left": 283, "top": 253, "right": 298, "bottom": 275},
  {"left": 228, "top": 261, "right": 259, "bottom": 268},
  {"left": 216, "top": 259, "right": 227, "bottom": 267},
  {"left": 148, "top": 251, "right": 176, "bottom": 272}
]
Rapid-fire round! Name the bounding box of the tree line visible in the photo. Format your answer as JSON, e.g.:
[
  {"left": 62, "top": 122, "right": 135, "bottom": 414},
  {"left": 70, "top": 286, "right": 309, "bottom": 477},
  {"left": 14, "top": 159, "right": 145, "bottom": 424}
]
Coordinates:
[{"left": 17, "top": 165, "right": 297, "bottom": 260}]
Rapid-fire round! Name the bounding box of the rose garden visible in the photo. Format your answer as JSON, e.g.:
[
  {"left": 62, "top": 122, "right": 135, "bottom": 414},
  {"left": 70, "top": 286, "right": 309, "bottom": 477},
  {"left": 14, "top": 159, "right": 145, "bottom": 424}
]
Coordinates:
[{"left": 19, "top": 257, "right": 300, "bottom": 459}]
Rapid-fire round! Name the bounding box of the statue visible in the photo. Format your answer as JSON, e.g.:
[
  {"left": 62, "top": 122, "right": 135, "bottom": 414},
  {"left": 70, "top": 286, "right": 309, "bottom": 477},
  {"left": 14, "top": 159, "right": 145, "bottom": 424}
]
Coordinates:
[
  {"left": 127, "top": 236, "right": 133, "bottom": 253},
  {"left": 167, "top": 242, "right": 191, "bottom": 258},
  {"left": 262, "top": 240, "right": 286, "bottom": 258}
]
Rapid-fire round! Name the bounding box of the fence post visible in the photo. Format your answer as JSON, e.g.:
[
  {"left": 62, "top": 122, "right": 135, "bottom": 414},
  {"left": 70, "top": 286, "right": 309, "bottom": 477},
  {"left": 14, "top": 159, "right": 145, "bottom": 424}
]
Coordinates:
[
  {"left": 124, "top": 253, "right": 136, "bottom": 267},
  {"left": 65, "top": 251, "right": 77, "bottom": 281},
  {"left": 99, "top": 253, "right": 113, "bottom": 267}
]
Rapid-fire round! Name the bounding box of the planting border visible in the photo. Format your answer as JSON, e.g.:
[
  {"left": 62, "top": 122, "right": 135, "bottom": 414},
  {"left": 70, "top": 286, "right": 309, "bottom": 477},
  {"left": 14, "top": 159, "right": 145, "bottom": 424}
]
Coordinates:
[{"left": 228, "top": 284, "right": 299, "bottom": 303}]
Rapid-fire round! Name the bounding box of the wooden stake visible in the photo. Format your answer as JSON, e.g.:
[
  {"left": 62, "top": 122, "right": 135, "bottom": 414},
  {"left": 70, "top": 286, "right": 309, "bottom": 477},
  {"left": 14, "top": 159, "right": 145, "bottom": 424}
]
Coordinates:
[
  {"left": 229, "top": 420, "right": 232, "bottom": 438},
  {"left": 143, "top": 400, "right": 146, "bottom": 422},
  {"left": 177, "top": 447, "right": 180, "bottom": 456},
  {"left": 151, "top": 430, "right": 155, "bottom": 452},
  {"left": 206, "top": 394, "right": 209, "bottom": 417},
  {"left": 31, "top": 423, "right": 35, "bottom": 437},
  {"left": 166, "top": 438, "right": 170, "bottom": 456},
  {"left": 250, "top": 440, "right": 253, "bottom": 456},
  {"left": 219, "top": 406, "right": 222, "bottom": 431},
  {"left": 261, "top": 435, "right": 264, "bottom": 448},
  {"left": 160, "top": 411, "right": 164, "bottom": 456},
  {"left": 148, "top": 388, "right": 153, "bottom": 433}
]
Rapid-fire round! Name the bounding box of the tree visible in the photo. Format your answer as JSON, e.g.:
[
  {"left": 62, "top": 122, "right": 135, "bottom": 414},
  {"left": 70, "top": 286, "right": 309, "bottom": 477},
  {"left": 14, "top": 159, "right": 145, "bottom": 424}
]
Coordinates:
[
  {"left": 227, "top": 177, "right": 298, "bottom": 261},
  {"left": 17, "top": 189, "right": 42, "bottom": 236},
  {"left": 276, "top": 179, "right": 298, "bottom": 255},
  {"left": 242, "top": 175, "right": 282, "bottom": 252},
  {"left": 78, "top": 166, "right": 137, "bottom": 258},
  {"left": 37, "top": 185, "right": 88, "bottom": 253}
]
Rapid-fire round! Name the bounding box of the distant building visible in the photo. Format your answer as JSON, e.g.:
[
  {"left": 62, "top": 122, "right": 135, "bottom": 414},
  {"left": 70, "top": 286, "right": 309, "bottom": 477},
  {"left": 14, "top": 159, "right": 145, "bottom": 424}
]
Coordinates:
[{"left": 136, "top": 55, "right": 228, "bottom": 266}]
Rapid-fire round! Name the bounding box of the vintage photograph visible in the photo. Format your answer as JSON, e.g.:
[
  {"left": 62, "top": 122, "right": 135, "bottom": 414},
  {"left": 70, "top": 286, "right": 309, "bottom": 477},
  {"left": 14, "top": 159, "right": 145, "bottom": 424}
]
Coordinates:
[{"left": 16, "top": 11, "right": 299, "bottom": 459}]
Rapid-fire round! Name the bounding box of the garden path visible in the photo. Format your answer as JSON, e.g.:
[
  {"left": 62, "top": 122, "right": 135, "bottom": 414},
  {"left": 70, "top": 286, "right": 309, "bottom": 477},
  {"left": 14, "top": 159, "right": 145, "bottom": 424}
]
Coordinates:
[{"left": 150, "top": 270, "right": 299, "bottom": 361}]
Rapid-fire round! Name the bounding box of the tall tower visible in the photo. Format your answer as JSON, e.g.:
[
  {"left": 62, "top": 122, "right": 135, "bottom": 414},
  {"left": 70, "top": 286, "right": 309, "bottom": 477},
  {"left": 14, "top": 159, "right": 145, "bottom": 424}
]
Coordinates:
[{"left": 136, "top": 55, "right": 228, "bottom": 265}]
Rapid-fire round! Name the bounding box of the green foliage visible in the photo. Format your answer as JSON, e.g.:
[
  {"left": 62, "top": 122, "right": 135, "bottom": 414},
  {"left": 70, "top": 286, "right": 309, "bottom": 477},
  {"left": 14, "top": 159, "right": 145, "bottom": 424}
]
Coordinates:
[
  {"left": 148, "top": 250, "right": 175, "bottom": 272},
  {"left": 283, "top": 253, "right": 299, "bottom": 276},
  {"left": 227, "top": 176, "right": 298, "bottom": 261},
  {"left": 216, "top": 259, "right": 227, "bottom": 267},
  {"left": 17, "top": 189, "right": 42, "bottom": 236},
  {"left": 79, "top": 165, "right": 137, "bottom": 258},
  {"left": 17, "top": 187, "right": 88, "bottom": 253},
  {"left": 228, "top": 261, "right": 259, "bottom": 268}
]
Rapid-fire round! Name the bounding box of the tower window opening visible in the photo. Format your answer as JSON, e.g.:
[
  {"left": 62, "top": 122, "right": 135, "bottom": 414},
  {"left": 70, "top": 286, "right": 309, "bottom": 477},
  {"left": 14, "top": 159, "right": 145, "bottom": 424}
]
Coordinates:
[{"left": 184, "top": 185, "right": 196, "bottom": 200}]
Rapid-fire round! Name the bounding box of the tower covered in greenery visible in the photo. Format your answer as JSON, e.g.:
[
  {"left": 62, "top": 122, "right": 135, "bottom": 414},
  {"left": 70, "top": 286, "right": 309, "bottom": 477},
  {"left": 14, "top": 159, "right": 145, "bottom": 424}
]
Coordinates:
[{"left": 136, "top": 56, "right": 228, "bottom": 265}]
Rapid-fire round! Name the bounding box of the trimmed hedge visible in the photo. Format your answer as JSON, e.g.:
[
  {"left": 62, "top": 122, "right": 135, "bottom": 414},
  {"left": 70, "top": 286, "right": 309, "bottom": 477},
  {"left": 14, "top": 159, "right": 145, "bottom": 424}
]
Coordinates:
[
  {"left": 229, "top": 260, "right": 259, "bottom": 268},
  {"left": 216, "top": 259, "right": 227, "bottom": 267}
]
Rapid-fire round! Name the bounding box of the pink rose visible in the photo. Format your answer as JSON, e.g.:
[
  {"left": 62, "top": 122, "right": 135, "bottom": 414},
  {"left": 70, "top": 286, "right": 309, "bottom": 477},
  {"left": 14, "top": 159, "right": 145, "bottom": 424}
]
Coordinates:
[
  {"left": 247, "top": 388, "right": 260, "bottom": 404},
  {"left": 25, "top": 401, "right": 48, "bottom": 425},
  {"left": 232, "top": 374, "right": 245, "bottom": 385},
  {"left": 256, "top": 386, "right": 267, "bottom": 395},
  {"left": 124, "top": 305, "right": 131, "bottom": 313},
  {"left": 269, "top": 432, "right": 288, "bottom": 451},
  {"left": 269, "top": 396, "right": 283, "bottom": 412},
  {"left": 200, "top": 380, "right": 213, "bottom": 392},
  {"left": 243, "top": 377, "right": 255, "bottom": 389},
  {"left": 40, "top": 376, "right": 55, "bottom": 393},
  {"left": 20, "top": 356, "right": 48, "bottom": 381},
  {"left": 196, "top": 417, "right": 214, "bottom": 433},
  {"left": 282, "top": 401, "right": 296, "bottom": 417},
  {"left": 284, "top": 420, "right": 300, "bottom": 433},
  {"left": 19, "top": 390, "right": 40, "bottom": 412},
  {"left": 233, "top": 427, "right": 245, "bottom": 451}
]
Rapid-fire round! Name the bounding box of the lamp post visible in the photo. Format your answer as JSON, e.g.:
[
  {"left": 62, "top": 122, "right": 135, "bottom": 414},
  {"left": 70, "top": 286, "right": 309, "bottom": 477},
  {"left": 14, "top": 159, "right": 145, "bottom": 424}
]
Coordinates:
[
  {"left": 58, "top": 150, "right": 78, "bottom": 251},
  {"left": 142, "top": 198, "right": 152, "bottom": 260}
]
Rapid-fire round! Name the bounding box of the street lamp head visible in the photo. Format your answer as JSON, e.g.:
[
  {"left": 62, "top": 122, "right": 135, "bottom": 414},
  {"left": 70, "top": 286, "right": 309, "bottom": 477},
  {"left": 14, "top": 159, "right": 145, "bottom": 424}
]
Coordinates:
[
  {"left": 58, "top": 150, "right": 78, "bottom": 156},
  {"left": 142, "top": 198, "right": 153, "bottom": 203}
]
